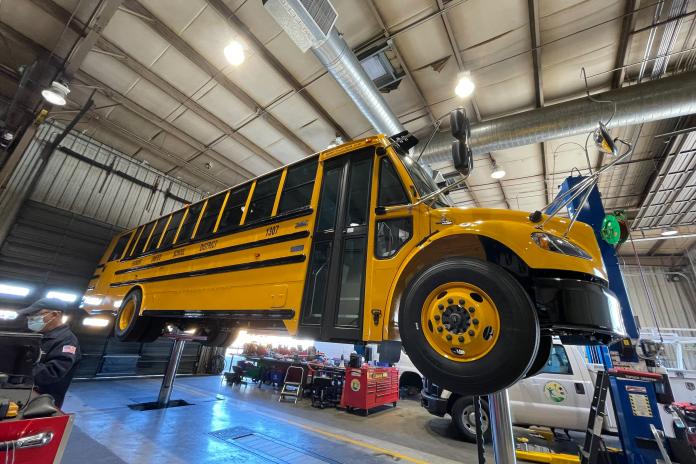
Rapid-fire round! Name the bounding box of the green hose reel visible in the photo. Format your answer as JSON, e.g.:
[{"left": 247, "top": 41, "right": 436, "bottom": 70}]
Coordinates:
[{"left": 601, "top": 211, "right": 629, "bottom": 245}]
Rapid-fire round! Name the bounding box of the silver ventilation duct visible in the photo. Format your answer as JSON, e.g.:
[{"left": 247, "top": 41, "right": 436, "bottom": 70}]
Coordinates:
[
  {"left": 312, "top": 29, "right": 404, "bottom": 136},
  {"left": 265, "top": 0, "right": 403, "bottom": 136},
  {"left": 419, "top": 71, "right": 696, "bottom": 162}
]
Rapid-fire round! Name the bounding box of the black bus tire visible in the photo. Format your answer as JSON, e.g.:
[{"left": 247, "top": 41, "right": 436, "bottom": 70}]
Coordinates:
[
  {"left": 525, "top": 336, "right": 552, "bottom": 378},
  {"left": 203, "top": 326, "right": 239, "bottom": 348},
  {"left": 399, "top": 258, "right": 540, "bottom": 396}
]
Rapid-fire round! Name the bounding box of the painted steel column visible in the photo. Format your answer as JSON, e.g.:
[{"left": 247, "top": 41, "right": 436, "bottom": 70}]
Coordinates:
[
  {"left": 488, "top": 389, "right": 516, "bottom": 464},
  {"left": 157, "top": 338, "right": 186, "bottom": 407}
]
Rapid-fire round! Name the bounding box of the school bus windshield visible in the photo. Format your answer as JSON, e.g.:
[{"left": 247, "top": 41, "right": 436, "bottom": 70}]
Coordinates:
[{"left": 400, "top": 154, "right": 451, "bottom": 208}]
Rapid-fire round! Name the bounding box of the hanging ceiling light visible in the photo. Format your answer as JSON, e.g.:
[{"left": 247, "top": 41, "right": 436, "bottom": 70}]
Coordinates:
[
  {"left": 661, "top": 228, "right": 678, "bottom": 236},
  {"left": 41, "top": 81, "right": 70, "bottom": 106},
  {"left": 454, "top": 72, "right": 475, "bottom": 98},
  {"left": 224, "top": 41, "right": 245, "bottom": 66},
  {"left": 490, "top": 161, "right": 506, "bottom": 179}
]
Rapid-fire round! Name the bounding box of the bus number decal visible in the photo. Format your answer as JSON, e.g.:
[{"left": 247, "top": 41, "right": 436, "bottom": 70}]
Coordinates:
[
  {"left": 173, "top": 249, "right": 185, "bottom": 258},
  {"left": 133, "top": 259, "right": 142, "bottom": 266},
  {"left": 266, "top": 225, "right": 279, "bottom": 237},
  {"left": 200, "top": 240, "right": 218, "bottom": 252},
  {"left": 151, "top": 254, "right": 162, "bottom": 263}
]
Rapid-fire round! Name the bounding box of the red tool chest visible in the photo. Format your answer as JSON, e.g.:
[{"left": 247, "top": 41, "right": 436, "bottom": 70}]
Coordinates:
[{"left": 340, "top": 366, "right": 399, "bottom": 415}]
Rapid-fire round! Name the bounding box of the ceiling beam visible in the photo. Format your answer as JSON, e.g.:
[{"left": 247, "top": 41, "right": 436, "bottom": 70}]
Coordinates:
[
  {"left": 527, "top": 0, "right": 550, "bottom": 204},
  {"left": 74, "top": 71, "right": 253, "bottom": 179},
  {"left": 647, "top": 239, "right": 665, "bottom": 255},
  {"left": 435, "top": 0, "right": 509, "bottom": 209},
  {"left": 618, "top": 254, "right": 688, "bottom": 267},
  {"left": 123, "top": 0, "right": 313, "bottom": 156},
  {"left": 0, "top": 21, "right": 230, "bottom": 189},
  {"left": 63, "top": 0, "right": 122, "bottom": 77},
  {"left": 612, "top": 0, "right": 638, "bottom": 89},
  {"left": 32, "top": 0, "right": 282, "bottom": 173},
  {"left": 204, "top": 0, "right": 349, "bottom": 141}
]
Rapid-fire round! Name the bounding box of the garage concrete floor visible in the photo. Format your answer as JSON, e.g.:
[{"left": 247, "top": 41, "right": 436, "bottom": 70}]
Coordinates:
[{"left": 61, "top": 374, "right": 481, "bottom": 464}]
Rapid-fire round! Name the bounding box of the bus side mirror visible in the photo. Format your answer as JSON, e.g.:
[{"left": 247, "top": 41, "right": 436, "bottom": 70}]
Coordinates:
[
  {"left": 450, "top": 108, "right": 469, "bottom": 140},
  {"left": 452, "top": 140, "right": 473, "bottom": 178},
  {"left": 593, "top": 122, "right": 618, "bottom": 157}
]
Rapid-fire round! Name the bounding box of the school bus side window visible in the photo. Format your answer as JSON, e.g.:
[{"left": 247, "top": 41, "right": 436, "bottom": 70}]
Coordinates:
[
  {"left": 108, "top": 232, "right": 133, "bottom": 261},
  {"left": 177, "top": 202, "right": 204, "bottom": 244},
  {"left": 278, "top": 158, "right": 318, "bottom": 214},
  {"left": 218, "top": 184, "right": 252, "bottom": 234},
  {"left": 130, "top": 221, "right": 155, "bottom": 256},
  {"left": 378, "top": 157, "right": 409, "bottom": 206},
  {"left": 195, "top": 194, "right": 226, "bottom": 238},
  {"left": 245, "top": 172, "right": 282, "bottom": 223},
  {"left": 159, "top": 209, "right": 185, "bottom": 249},
  {"left": 144, "top": 218, "right": 167, "bottom": 253}
]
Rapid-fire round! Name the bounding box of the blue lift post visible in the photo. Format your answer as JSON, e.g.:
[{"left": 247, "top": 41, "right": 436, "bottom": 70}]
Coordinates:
[{"left": 553, "top": 175, "right": 668, "bottom": 464}]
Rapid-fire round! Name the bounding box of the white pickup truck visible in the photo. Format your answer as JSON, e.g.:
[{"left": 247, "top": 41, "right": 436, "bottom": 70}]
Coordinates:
[{"left": 421, "top": 342, "right": 696, "bottom": 441}]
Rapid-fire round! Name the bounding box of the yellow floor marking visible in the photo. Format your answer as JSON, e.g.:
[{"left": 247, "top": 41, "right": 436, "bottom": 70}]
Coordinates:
[
  {"left": 250, "top": 407, "right": 430, "bottom": 464},
  {"left": 516, "top": 449, "right": 580, "bottom": 464}
]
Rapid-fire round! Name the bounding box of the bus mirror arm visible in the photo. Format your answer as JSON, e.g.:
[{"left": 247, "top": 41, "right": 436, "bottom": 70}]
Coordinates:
[{"left": 375, "top": 175, "right": 470, "bottom": 215}]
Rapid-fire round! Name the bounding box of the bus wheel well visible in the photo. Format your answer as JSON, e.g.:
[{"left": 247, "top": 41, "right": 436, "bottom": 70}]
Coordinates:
[
  {"left": 399, "top": 371, "right": 423, "bottom": 396},
  {"left": 388, "top": 234, "right": 528, "bottom": 336}
]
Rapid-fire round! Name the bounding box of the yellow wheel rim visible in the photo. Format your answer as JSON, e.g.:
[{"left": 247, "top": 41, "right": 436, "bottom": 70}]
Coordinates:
[
  {"left": 420, "top": 282, "right": 501, "bottom": 362},
  {"left": 118, "top": 299, "right": 135, "bottom": 332}
]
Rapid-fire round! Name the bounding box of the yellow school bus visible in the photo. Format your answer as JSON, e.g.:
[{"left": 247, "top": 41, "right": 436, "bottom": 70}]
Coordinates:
[{"left": 84, "top": 115, "right": 624, "bottom": 394}]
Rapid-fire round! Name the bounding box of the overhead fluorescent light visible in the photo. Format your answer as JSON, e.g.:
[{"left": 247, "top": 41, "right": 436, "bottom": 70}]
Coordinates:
[
  {"left": 224, "top": 41, "right": 245, "bottom": 66},
  {"left": 0, "top": 284, "right": 30, "bottom": 297},
  {"left": 661, "top": 228, "right": 678, "bottom": 236},
  {"left": 0, "top": 310, "right": 18, "bottom": 320},
  {"left": 490, "top": 162, "right": 506, "bottom": 179},
  {"left": 83, "top": 317, "right": 110, "bottom": 328},
  {"left": 41, "top": 81, "right": 70, "bottom": 106},
  {"left": 455, "top": 72, "right": 475, "bottom": 98},
  {"left": 46, "top": 291, "right": 77, "bottom": 303}
]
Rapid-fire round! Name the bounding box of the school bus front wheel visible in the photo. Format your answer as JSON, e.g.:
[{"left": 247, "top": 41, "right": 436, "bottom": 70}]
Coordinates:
[{"left": 399, "top": 258, "right": 540, "bottom": 395}]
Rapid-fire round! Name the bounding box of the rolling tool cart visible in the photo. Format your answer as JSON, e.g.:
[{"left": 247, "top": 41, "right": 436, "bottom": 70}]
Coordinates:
[
  {"left": 340, "top": 366, "right": 398, "bottom": 416},
  {"left": 310, "top": 366, "right": 345, "bottom": 409}
]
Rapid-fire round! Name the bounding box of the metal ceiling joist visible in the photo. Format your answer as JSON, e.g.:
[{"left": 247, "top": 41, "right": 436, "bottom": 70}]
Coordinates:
[
  {"left": 63, "top": 0, "right": 123, "bottom": 77},
  {"left": 527, "top": 0, "right": 550, "bottom": 203},
  {"left": 612, "top": 0, "right": 638, "bottom": 89},
  {"left": 0, "top": 22, "right": 231, "bottom": 189},
  {"left": 435, "top": 0, "right": 509, "bottom": 209},
  {"left": 123, "top": 0, "right": 313, "bottom": 156},
  {"left": 74, "top": 71, "right": 255, "bottom": 179},
  {"left": 204, "top": 0, "right": 349, "bottom": 141},
  {"left": 32, "top": 0, "right": 282, "bottom": 172}
]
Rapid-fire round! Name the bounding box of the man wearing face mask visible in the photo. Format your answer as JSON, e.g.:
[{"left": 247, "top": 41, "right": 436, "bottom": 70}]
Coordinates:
[{"left": 17, "top": 298, "right": 81, "bottom": 408}]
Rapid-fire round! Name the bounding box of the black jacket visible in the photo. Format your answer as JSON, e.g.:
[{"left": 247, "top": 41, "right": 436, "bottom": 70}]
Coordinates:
[{"left": 33, "top": 325, "right": 81, "bottom": 408}]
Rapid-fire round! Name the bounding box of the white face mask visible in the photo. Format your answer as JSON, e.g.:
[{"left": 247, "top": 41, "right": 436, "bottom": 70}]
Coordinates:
[{"left": 27, "top": 315, "right": 46, "bottom": 332}]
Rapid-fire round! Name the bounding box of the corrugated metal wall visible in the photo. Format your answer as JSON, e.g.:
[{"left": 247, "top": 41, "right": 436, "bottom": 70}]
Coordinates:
[
  {"left": 28, "top": 122, "right": 203, "bottom": 229},
  {"left": 621, "top": 264, "right": 696, "bottom": 369}
]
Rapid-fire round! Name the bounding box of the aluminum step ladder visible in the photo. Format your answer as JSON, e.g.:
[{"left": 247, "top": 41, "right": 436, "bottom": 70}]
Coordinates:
[
  {"left": 581, "top": 370, "right": 610, "bottom": 464},
  {"left": 279, "top": 366, "right": 304, "bottom": 403}
]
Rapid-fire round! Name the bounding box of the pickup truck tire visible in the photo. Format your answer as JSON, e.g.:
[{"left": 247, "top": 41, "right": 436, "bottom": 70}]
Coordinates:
[
  {"left": 452, "top": 396, "right": 492, "bottom": 443},
  {"left": 525, "top": 336, "right": 552, "bottom": 378},
  {"left": 400, "top": 258, "right": 540, "bottom": 395}
]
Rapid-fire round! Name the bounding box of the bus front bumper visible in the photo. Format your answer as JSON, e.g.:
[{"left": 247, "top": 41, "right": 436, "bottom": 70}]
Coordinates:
[{"left": 533, "top": 277, "right": 626, "bottom": 345}]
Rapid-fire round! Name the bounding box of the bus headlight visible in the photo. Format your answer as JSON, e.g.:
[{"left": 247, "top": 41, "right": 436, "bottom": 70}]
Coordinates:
[{"left": 531, "top": 232, "right": 592, "bottom": 260}]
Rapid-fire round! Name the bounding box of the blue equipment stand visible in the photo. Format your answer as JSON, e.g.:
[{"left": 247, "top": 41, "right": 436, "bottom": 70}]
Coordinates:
[
  {"left": 610, "top": 375, "right": 666, "bottom": 464},
  {"left": 553, "top": 176, "right": 670, "bottom": 464}
]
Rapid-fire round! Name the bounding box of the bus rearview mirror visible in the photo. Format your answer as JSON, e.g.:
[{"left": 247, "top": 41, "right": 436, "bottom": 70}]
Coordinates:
[
  {"left": 450, "top": 108, "right": 469, "bottom": 140},
  {"left": 452, "top": 140, "right": 473, "bottom": 177}
]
